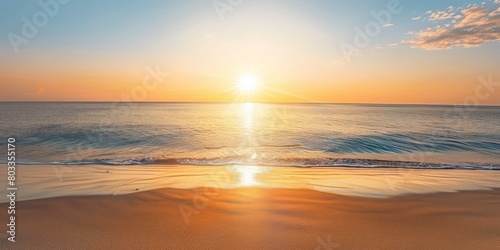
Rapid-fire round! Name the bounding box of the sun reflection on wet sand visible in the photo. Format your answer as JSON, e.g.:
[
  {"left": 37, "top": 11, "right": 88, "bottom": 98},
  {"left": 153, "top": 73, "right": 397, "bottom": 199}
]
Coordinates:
[
  {"left": 234, "top": 166, "right": 262, "bottom": 186},
  {"left": 11, "top": 165, "right": 500, "bottom": 201}
]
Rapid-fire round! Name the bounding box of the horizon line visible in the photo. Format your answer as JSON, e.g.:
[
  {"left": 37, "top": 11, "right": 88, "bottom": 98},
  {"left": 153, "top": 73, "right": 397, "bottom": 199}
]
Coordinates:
[{"left": 1, "top": 101, "right": 499, "bottom": 107}]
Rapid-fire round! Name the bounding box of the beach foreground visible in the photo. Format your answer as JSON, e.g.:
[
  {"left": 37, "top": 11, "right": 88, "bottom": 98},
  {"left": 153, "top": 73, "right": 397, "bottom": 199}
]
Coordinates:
[{"left": 2, "top": 187, "right": 500, "bottom": 249}]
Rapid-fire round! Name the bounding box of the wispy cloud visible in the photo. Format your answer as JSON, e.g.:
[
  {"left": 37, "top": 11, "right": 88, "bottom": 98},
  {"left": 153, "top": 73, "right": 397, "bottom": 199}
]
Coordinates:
[
  {"left": 406, "top": 3, "right": 500, "bottom": 50},
  {"left": 383, "top": 23, "right": 394, "bottom": 27},
  {"left": 427, "top": 7, "right": 462, "bottom": 21}
]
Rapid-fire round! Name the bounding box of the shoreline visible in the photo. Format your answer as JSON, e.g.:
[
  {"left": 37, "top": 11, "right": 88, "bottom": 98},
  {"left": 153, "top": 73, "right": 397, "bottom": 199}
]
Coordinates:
[
  {"left": 3, "top": 164, "right": 500, "bottom": 202},
  {"left": 1, "top": 187, "right": 500, "bottom": 249}
]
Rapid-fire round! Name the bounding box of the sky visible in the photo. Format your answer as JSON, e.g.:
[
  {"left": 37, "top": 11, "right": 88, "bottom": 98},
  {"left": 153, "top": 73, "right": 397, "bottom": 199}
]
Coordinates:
[{"left": 0, "top": 0, "right": 499, "bottom": 104}]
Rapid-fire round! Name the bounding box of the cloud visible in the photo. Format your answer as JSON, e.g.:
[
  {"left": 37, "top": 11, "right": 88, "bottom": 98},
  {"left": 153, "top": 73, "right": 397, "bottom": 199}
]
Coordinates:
[
  {"left": 428, "top": 10, "right": 458, "bottom": 21},
  {"left": 406, "top": 3, "right": 500, "bottom": 50},
  {"left": 412, "top": 16, "right": 421, "bottom": 20},
  {"left": 383, "top": 23, "right": 394, "bottom": 27}
]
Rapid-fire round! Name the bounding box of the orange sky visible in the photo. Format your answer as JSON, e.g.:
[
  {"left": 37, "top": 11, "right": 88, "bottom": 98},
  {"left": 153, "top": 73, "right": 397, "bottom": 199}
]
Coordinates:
[{"left": 1, "top": 0, "right": 499, "bottom": 104}]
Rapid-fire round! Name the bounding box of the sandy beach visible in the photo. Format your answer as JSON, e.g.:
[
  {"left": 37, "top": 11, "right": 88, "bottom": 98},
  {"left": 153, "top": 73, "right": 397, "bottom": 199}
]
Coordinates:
[
  {"left": 3, "top": 0, "right": 500, "bottom": 248},
  {"left": 2, "top": 165, "right": 500, "bottom": 249},
  {"left": 1, "top": 186, "right": 500, "bottom": 249}
]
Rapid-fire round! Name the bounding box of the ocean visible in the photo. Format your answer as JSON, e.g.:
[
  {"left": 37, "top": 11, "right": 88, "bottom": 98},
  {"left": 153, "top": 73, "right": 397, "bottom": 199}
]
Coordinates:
[{"left": 1, "top": 102, "right": 499, "bottom": 170}]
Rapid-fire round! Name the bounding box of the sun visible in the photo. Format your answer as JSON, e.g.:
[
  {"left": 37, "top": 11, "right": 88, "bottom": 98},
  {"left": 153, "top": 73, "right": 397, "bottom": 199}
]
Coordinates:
[{"left": 238, "top": 74, "right": 259, "bottom": 93}]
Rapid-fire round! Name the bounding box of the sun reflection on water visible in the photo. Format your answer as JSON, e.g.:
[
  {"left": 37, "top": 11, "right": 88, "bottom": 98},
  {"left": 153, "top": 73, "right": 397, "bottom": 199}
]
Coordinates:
[{"left": 244, "top": 102, "right": 253, "bottom": 130}]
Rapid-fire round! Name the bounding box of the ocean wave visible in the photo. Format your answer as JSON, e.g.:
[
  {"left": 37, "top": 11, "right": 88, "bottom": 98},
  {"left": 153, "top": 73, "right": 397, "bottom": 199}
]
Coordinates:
[
  {"left": 325, "top": 133, "right": 500, "bottom": 154},
  {"left": 204, "top": 144, "right": 302, "bottom": 150}
]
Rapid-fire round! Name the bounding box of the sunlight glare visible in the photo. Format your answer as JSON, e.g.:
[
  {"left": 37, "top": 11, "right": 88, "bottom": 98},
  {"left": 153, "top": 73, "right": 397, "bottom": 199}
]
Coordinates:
[
  {"left": 238, "top": 74, "right": 258, "bottom": 93},
  {"left": 236, "top": 166, "right": 261, "bottom": 186}
]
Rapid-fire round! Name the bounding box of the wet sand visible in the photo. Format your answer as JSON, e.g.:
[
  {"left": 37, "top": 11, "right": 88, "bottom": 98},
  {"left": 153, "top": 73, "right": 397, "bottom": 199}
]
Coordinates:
[
  {"left": 4, "top": 165, "right": 500, "bottom": 202},
  {"left": 1, "top": 187, "right": 500, "bottom": 249}
]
